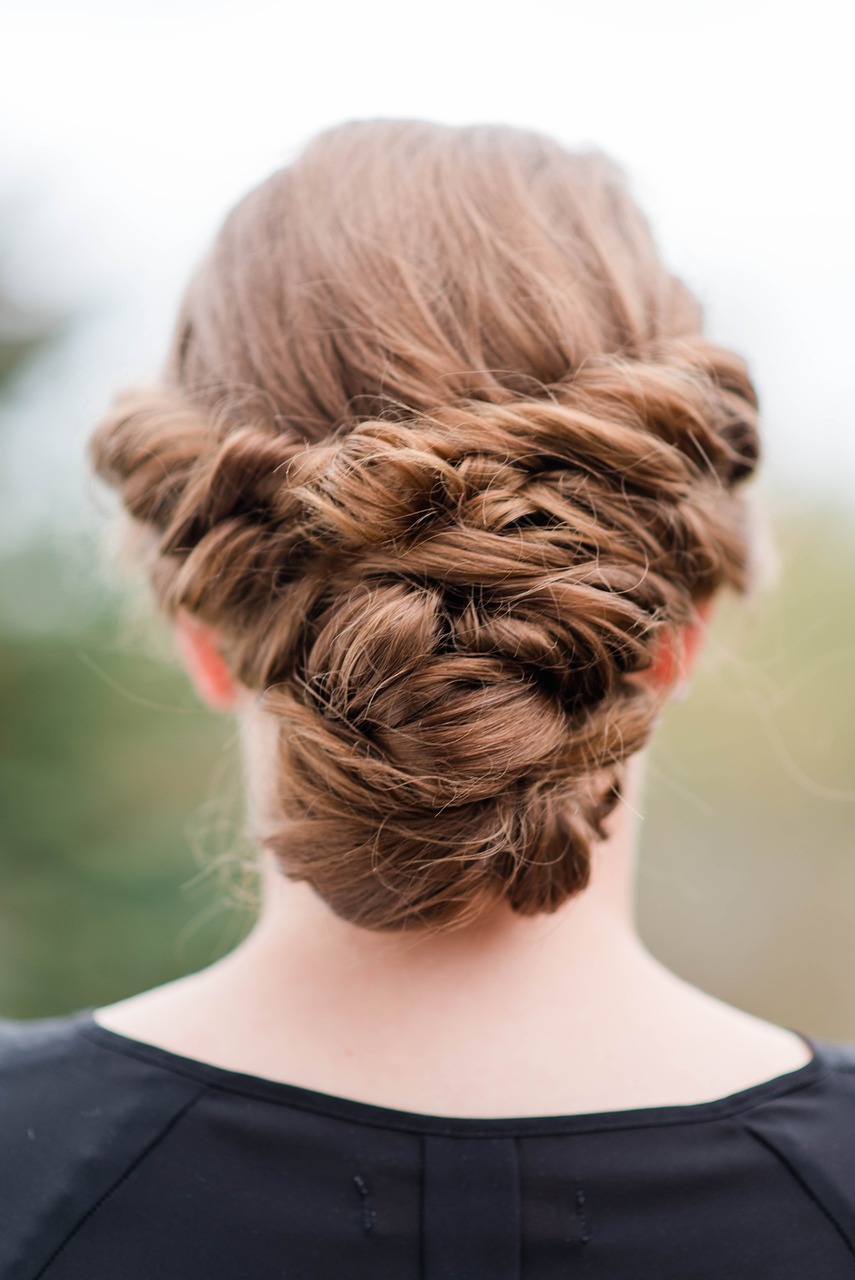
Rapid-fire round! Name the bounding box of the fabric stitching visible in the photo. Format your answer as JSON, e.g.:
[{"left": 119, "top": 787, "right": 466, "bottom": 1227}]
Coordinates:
[
  {"left": 33, "top": 1084, "right": 209, "bottom": 1279},
  {"left": 737, "top": 1118, "right": 855, "bottom": 1264}
]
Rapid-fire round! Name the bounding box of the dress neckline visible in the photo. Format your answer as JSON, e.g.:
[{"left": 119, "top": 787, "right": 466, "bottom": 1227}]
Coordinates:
[{"left": 75, "top": 1008, "right": 831, "bottom": 1138}]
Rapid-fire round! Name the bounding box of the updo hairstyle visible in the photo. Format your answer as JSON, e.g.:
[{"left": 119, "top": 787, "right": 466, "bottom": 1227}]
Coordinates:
[{"left": 90, "top": 119, "right": 762, "bottom": 930}]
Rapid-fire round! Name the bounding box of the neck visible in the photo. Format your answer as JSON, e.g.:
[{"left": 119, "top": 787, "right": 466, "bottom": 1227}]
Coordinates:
[
  {"left": 206, "top": 747, "right": 662, "bottom": 1026},
  {"left": 94, "top": 742, "right": 814, "bottom": 1111}
]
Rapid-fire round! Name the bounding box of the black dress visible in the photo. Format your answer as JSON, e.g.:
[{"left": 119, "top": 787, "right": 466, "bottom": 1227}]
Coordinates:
[{"left": 2, "top": 1008, "right": 855, "bottom": 1278}]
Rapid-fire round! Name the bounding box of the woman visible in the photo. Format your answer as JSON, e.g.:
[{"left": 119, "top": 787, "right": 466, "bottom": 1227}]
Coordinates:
[{"left": 2, "top": 118, "right": 854, "bottom": 1278}]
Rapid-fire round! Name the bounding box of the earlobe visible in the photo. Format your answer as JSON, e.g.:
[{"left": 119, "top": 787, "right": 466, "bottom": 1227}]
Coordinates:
[
  {"left": 643, "top": 594, "right": 716, "bottom": 698},
  {"left": 670, "top": 594, "right": 716, "bottom": 698},
  {"left": 174, "top": 611, "right": 241, "bottom": 712}
]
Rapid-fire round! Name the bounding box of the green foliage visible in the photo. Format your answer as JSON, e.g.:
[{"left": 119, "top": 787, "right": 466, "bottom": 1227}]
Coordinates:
[
  {"left": 0, "top": 548, "right": 254, "bottom": 1017},
  {"left": 640, "top": 493, "right": 855, "bottom": 1036}
]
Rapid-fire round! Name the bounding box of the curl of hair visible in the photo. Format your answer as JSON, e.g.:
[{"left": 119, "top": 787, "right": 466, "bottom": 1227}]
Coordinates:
[{"left": 90, "top": 120, "right": 763, "bottom": 930}]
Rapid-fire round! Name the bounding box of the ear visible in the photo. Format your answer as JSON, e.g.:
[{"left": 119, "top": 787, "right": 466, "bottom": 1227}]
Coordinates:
[
  {"left": 681, "top": 594, "right": 715, "bottom": 679},
  {"left": 174, "top": 611, "right": 241, "bottom": 712},
  {"left": 645, "top": 594, "right": 716, "bottom": 694}
]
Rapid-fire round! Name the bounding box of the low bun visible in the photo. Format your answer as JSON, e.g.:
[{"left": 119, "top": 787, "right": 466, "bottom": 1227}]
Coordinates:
[{"left": 90, "top": 120, "right": 764, "bottom": 929}]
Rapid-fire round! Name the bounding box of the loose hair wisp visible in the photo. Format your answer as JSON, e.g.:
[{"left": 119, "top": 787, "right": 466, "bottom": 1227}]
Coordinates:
[{"left": 91, "top": 119, "right": 762, "bottom": 930}]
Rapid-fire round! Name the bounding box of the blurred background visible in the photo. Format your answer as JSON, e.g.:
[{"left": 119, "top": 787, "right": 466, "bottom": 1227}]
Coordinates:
[{"left": 1, "top": 0, "right": 852, "bottom": 1036}]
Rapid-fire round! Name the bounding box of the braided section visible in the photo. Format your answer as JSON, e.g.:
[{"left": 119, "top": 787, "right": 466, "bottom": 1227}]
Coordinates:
[{"left": 91, "top": 336, "right": 760, "bottom": 928}]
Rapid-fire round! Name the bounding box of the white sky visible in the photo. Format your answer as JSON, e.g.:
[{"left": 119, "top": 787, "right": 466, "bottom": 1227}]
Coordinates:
[{"left": 0, "top": 0, "right": 852, "bottom": 550}]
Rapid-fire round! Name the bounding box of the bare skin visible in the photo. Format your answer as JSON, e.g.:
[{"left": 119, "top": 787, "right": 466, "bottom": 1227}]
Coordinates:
[{"left": 94, "top": 600, "right": 813, "bottom": 1118}]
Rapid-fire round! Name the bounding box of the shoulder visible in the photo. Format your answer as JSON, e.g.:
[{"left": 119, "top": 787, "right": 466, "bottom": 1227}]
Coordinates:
[
  {"left": 731, "top": 1034, "right": 855, "bottom": 1241},
  {"left": 0, "top": 1006, "right": 100, "bottom": 1073},
  {"left": 0, "top": 1011, "right": 205, "bottom": 1278},
  {"left": 757, "top": 1032, "right": 855, "bottom": 1108},
  {"left": 0, "top": 1006, "right": 205, "bottom": 1114},
  {"left": 814, "top": 1036, "right": 855, "bottom": 1077},
  {"left": 733, "top": 1031, "right": 855, "bottom": 1132}
]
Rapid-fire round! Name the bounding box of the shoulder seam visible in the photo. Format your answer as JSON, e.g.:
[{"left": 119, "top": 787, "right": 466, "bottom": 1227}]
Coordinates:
[
  {"left": 32, "top": 1082, "right": 209, "bottom": 1279},
  {"left": 737, "top": 1116, "right": 855, "bottom": 1261}
]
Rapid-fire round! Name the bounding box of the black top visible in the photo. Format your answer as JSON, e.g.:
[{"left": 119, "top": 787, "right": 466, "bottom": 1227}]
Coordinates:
[{"left": 3, "top": 1009, "right": 855, "bottom": 1278}]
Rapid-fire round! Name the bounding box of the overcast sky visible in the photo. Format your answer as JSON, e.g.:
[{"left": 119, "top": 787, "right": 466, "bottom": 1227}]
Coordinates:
[{"left": 1, "top": 0, "right": 852, "bottom": 550}]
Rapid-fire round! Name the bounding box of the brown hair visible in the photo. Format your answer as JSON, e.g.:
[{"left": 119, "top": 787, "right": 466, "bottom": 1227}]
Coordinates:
[{"left": 90, "top": 118, "right": 762, "bottom": 930}]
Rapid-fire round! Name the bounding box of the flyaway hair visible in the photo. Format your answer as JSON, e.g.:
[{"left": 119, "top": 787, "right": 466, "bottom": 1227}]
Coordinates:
[{"left": 90, "top": 119, "right": 762, "bottom": 930}]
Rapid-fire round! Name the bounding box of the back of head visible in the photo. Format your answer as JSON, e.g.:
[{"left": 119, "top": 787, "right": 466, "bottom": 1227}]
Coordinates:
[{"left": 90, "top": 118, "right": 762, "bottom": 931}]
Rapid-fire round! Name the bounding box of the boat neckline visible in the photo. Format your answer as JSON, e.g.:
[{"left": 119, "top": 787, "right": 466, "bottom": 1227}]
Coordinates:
[{"left": 76, "top": 1007, "right": 831, "bottom": 1138}]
